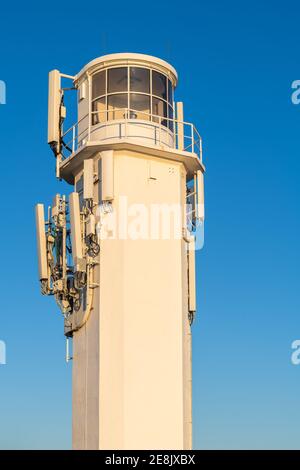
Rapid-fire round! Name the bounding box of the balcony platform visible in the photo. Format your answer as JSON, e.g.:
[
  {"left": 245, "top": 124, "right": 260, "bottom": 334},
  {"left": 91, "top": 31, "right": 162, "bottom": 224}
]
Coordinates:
[{"left": 59, "top": 138, "right": 205, "bottom": 185}]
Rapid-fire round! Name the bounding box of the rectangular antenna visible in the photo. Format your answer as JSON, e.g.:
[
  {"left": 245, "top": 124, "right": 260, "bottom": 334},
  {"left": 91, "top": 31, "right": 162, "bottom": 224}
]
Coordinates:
[
  {"left": 48, "top": 69, "right": 61, "bottom": 146},
  {"left": 188, "top": 236, "right": 196, "bottom": 312},
  {"left": 35, "top": 204, "right": 48, "bottom": 281},
  {"left": 101, "top": 150, "right": 114, "bottom": 201},
  {"left": 51, "top": 194, "right": 61, "bottom": 218},
  {"left": 196, "top": 170, "right": 204, "bottom": 220},
  {"left": 69, "top": 192, "right": 83, "bottom": 269},
  {"left": 83, "top": 159, "right": 94, "bottom": 200}
]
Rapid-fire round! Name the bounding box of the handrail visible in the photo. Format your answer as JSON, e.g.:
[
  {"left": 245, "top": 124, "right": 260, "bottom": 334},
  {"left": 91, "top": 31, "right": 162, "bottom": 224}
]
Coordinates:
[{"left": 61, "top": 108, "right": 203, "bottom": 163}]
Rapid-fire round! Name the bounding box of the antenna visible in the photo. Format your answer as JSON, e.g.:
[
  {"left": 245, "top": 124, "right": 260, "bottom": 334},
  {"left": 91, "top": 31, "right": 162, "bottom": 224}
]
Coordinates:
[
  {"left": 83, "top": 159, "right": 94, "bottom": 200},
  {"left": 47, "top": 70, "right": 61, "bottom": 153},
  {"left": 196, "top": 170, "right": 204, "bottom": 220},
  {"left": 35, "top": 204, "right": 48, "bottom": 282},
  {"left": 69, "top": 192, "right": 83, "bottom": 271},
  {"left": 101, "top": 150, "right": 114, "bottom": 201}
]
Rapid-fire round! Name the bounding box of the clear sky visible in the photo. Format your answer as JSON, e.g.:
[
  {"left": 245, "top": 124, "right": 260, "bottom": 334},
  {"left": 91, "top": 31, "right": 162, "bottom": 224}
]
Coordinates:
[{"left": 0, "top": 0, "right": 300, "bottom": 450}]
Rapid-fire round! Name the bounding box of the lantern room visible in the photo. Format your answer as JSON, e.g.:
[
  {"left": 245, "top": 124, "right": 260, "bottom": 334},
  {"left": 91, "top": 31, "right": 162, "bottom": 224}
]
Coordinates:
[{"left": 75, "top": 53, "right": 177, "bottom": 149}]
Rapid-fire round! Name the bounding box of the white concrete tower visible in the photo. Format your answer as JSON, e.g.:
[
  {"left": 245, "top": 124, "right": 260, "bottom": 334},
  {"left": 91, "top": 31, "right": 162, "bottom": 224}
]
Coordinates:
[{"left": 35, "top": 53, "right": 205, "bottom": 450}]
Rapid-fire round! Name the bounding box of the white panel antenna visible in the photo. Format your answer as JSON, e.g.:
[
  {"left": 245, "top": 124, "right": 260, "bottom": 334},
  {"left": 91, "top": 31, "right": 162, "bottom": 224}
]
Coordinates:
[
  {"left": 69, "top": 192, "right": 83, "bottom": 269},
  {"left": 196, "top": 170, "right": 204, "bottom": 221},
  {"left": 188, "top": 235, "right": 196, "bottom": 313},
  {"left": 101, "top": 150, "right": 114, "bottom": 201},
  {"left": 35, "top": 204, "right": 48, "bottom": 281},
  {"left": 48, "top": 69, "right": 61, "bottom": 148},
  {"left": 83, "top": 159, "right": 94, "bottom": 200}
]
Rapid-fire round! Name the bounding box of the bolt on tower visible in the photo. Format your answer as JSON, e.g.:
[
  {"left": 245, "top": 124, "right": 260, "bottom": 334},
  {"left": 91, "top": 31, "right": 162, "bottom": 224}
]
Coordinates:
[{"left": 35, "top": 53, "right": 205, "bottom": 450}]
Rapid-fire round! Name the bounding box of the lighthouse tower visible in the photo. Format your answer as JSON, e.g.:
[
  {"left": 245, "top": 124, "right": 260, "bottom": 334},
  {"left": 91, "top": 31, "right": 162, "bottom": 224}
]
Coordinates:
[{"left": 35, "top": 53, "right": 205, "bottom": 450}]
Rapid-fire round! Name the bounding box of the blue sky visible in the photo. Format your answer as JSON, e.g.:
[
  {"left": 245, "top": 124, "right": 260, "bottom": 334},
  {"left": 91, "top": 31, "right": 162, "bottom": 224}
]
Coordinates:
[{"left": 0, "top": 0, "right": 300, "bottom": 449}]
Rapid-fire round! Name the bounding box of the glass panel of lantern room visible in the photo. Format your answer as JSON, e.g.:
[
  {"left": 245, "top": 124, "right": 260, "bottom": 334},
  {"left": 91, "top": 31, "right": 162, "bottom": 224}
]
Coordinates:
[
  {"left": 92, "top": 97, "right": 106, "bottom": 125},
  {"left": 130, "top": 94, "right": 150, "bottom": 120},
  {"left": 167, "top": 79, "right": 173, "bottom": 105},
  {"left": 107, "top": 93, "right": 128, "bottom": 120},
  {"left": 108, "top": 67, "right": 128, "bottom": 93},
  {"left": 92, "top": 71, "right": 106, "bottom": 99},
  {"left": 130, "top": 67, "right": 150, "bottom": 93},
  {"left": 152, "top": 97, "right": 167, "bottom": 127},
  {"left": 152, "top": 71, "right": 167, "bottom": 100}
]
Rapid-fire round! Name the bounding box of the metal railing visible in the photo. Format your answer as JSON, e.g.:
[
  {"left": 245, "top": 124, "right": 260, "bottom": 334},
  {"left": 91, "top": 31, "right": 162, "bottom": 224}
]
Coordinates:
[{"left": 61, "top": 108, "right": 203, "bottom": 162}]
